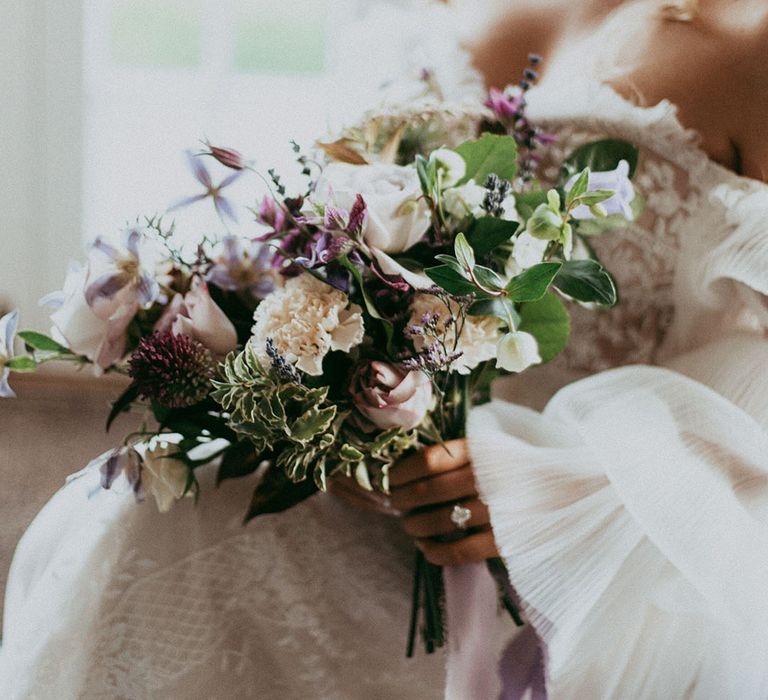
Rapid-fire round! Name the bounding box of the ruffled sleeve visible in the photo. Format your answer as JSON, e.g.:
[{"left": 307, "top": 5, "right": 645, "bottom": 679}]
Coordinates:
[{"left": 469, "top": 182, "right": 768, "bottom": 698}]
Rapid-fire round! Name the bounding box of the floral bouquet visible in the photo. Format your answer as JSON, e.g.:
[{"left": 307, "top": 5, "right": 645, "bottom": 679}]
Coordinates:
[{"left": 1, "top": 58, "right": 640, "bottom": 654}]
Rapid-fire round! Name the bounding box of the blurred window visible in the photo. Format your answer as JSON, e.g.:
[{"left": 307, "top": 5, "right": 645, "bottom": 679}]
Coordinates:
[{"left": 82, "top": 0, "right": 385, "bottom": 243}]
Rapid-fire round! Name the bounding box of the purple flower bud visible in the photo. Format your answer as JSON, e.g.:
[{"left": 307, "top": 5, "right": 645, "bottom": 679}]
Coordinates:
[{"left": 204, "top": 143, "right": 245, "bottom": 170}]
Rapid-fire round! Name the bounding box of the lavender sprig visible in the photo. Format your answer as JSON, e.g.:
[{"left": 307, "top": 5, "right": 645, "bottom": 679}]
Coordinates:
[{"left": 265, "top": 338, "right": 301, "bottom": 384}]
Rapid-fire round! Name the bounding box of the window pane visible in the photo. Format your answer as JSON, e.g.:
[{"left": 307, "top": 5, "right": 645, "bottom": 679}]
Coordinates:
[
  {"left": 234, "top": 0, "right": 329, "bottom": 74},
  {"left": 111, "top": 0, "right": 202, "bottom": 68}
]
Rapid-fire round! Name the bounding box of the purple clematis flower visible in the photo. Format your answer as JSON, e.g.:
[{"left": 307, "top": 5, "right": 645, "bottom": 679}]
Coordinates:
[
  {"left": 255, "top": 195, "right": 288, "bottom": 232},
  {"left": 99, "top": 446, "right": 145, "bottom": 501},
  {"left": 168, "top": 150, "right": 245, "bottom": 223},
  {"left": 0, "top": 309, "right": 19, "bottom": 398},
  {"left": 85, "top": 228, "right": 160, "bottom": 309},
  {"left": 566, "top": 159, "right": 636, "bottom": 221},
  {"left": 206, "top": 237, "right": 276, "bottom": 299}
]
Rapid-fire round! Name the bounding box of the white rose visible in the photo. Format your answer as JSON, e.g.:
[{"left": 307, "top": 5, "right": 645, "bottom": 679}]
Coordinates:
[
  {"left": 47, "top": 262, "right": 139, "bottom": 371},
  {"left": 496, "top": 331, "right": 542, "bottom": 373},
  {"left": 143, "top": 442, "right": 190, "bottom": 513},
  {"left": 314, "top": 162, "right": 430, "bottom": 253}
]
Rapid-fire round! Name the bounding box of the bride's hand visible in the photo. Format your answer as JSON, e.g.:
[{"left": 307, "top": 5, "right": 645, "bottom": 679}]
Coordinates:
[
  {"left": 328, "top": 472, "right": 400, "bottom": 516},
  {"left": 389, "top": 439, "right": 500, "bottom": 566}
]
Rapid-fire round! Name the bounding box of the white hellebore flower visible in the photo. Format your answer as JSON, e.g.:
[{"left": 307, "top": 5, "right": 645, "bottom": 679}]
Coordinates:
[
  {"left": 314, "top": 162, "right": 430, "bottom": 253},
  {"left": 512, "top": 231, "right": 550, "bottom": 270},
  {"left": 443, "top": 180, "right": 486, "bottom": 219},
  {"left": 251, "top": 274, "right": 364, "bottom": 376},
  {"left": 443, "top": 180, "right": 519, "bottom": 222},
  {"left": 143, "top": 442, "right": 191, "bottom": 513},
  {"left": 429, "top": 147, "right": 466, "bottom": 188},
  {"left": 496, "top": 331, "right": 542, "bottom": 373}
]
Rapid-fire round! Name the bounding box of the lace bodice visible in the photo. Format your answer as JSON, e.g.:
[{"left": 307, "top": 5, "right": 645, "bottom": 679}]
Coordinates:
[{"left": 516, "top": 78, "right": 767, "bottom": 375}]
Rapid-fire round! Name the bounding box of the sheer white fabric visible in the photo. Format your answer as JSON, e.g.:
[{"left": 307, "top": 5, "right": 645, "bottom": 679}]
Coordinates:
[{"left": 3, "top": 3, "right": 768, "bottom": 698}]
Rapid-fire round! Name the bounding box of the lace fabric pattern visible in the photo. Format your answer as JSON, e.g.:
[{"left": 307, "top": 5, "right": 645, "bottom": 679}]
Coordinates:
[{"left": 535, "top": 125, "right": 692, "bottom": 373}]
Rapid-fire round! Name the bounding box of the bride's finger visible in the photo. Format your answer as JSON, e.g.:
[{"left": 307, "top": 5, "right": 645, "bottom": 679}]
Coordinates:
[
  {"left": 389, "top": 439, "right": 470, "bottom": 487},
  {"left": 389, "top": 465, "right": 477, "bottom": 511},
  {"left": 416, "top": 529, "right": 500, "bottom": 567},
  {"left": 402, "top": 498, "right": 490, "bottom": 538}
]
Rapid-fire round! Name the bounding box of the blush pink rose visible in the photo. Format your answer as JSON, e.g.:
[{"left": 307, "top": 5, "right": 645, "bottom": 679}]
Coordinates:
[
  {"left": 351, "top": 361, "right": 432, "bottom": 432},
  {"left": 155, "top": 281, "right": 237, "bottom": 358}
]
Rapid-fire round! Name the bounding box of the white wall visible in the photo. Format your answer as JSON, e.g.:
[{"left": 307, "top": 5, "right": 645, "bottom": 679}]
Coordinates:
[{"left": 0, "top": 1, "right": 84, "bottom": 331}]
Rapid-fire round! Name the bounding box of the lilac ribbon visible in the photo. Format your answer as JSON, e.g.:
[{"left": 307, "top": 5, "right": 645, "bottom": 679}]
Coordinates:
[{"left": 444, "top": 562, "right": 548, "bottom": 699}]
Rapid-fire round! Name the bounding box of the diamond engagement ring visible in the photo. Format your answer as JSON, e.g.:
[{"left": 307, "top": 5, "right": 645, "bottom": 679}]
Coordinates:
[{"left": 450, "top": 503, "right": 472, "bottom": 530}]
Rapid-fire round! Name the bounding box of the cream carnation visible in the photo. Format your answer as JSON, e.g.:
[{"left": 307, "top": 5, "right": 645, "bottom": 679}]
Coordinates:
[
  {"left": 408, "top": 293, "right": 502, "bottom": 375},
  {"left": 251, "top": 275, "right": 364, "bottom": 376}
]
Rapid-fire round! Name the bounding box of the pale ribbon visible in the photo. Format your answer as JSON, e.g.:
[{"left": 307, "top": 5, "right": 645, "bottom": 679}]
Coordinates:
[{"left": 444, "top": 562, "right": 547, "bottom": 699}]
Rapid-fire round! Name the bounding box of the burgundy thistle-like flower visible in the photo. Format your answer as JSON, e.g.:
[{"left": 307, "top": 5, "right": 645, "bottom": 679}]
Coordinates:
[{"left": 128, "top": 331, "right": 215, "bottom": 408}]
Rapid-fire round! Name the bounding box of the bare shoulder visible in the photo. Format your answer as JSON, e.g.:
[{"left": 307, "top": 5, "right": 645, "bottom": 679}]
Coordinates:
[{"left": 727, "top": 20, "right": 768, "bottom": 180}]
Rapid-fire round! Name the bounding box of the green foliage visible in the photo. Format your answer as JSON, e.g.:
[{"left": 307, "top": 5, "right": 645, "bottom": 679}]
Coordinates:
[
  {"left": 425, "top": 265, "right": 483, "bottom": 297},
  {"left": 466, "top": 217, "right": 519, "bottom": 256},
  {"left": 505, "top": 262, "right": 562, "bottom": 302},
  {"left": 454, "top": 232, "right": 475, "bottom": 272},
  {"left": 106, "top": 383, "right": 140, "bottom": 431},
  {"left": 560, "top": 139, "right": 639, "bottom": 181},
  {"left": 455, "top": 134, "right": 518, "bottom": 185},
  {"left": 553, "top": 259, "right": 618, "bottom": 307},
  {"left": 518, "top": 292, "right": 571, "bottom": 363},
  {"left": 7, "top": 356, "right": 36, "bottom": 372},
  {"left": 212, "top": 343, "right": 416, "bottom": 491},
  {"left": 17, "top": 331, "right": 69, "bottom": 354}
]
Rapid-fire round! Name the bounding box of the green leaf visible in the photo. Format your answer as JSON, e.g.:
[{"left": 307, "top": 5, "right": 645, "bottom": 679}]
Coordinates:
[
  {"left": 17, "top": 331, "right": 69, "bottom": 353},
  {"left": 433, "top": 254, "right": 465, "bottom": 275},
  {"left": 565, "top": 168, "right": 590, "bottom": 207},
  {"left": 455, "top": 133, "right": 518, "bottom": 185},
  {"left": 7, "top": 356, "right": 36, "bottom": 372},
  {"left": 244, "top": 461, "right": 319, "bottom": 522},
  {"left": 468, "top": 297, "right": 519, "bottom": 326},
  {"left": 415, "top": 154, "right": 435, "bottom": 196},
  {"left": 573, "top": 189, "right": 614, "bottom": 207},
  {"left": 217, "top": 441, "right": 264, "bottom": 484},
  {"left": 106, "top": 383, "right": 140, "bottom": 432},
  {"left": 466, "top": 217, "right": 519, "bottom": 256},
  {"left": 454, "top": 232, "right": 475, "bottom": 271},
  {"left": 518, "top": 292, "right": 571, "bottom": 363},
  {"left": 553, "top": 259, "right": 618, "bottom": 306},
  {"left": 505, "top": 262, "right": 562, "bottom": 302},
  {"left": 425, "top": 265, "right": 483, "bottom": 297},
  {"left": 289, "top": 405, "right": 337, "bottom": 444},
  {"left": 560, "top": 139, "right": 639, "bottom": 182},
  {"left": 514, "top": 191, "right": 548, "bottom": 221},
  {"left": 339, "top": 254, "right": 395, "bottom": 352},
  {"left": 473, "top": 265, "right": 505, "bottom": 293}
]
